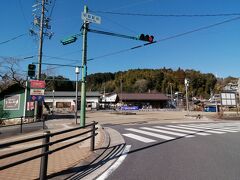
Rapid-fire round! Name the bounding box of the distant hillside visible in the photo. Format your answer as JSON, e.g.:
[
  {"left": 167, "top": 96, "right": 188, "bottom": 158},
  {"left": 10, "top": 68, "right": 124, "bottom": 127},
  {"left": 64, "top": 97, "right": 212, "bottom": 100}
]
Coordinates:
[{"left": 86, "top": 68, "right": 238, "bottom": 99}]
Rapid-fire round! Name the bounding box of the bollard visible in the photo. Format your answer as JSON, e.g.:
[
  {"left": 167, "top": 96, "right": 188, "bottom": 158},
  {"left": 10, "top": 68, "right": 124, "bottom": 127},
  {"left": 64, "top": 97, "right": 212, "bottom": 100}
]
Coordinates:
[
  {"left": 90, "top": 121, "right": 95, "bottom": 151},
  {"left": 20, "top": 116, "right": 23, "bottom": 133},
  {"left": 39, "top": 131, "right": 50, "bottom": 180}
]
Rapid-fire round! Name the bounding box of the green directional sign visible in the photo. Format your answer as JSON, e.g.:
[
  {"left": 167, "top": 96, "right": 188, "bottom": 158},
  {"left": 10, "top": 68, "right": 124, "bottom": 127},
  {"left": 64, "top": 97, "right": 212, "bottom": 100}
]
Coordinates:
[{"left": 60, "top": 36, "right": 77, "bottom": 45}]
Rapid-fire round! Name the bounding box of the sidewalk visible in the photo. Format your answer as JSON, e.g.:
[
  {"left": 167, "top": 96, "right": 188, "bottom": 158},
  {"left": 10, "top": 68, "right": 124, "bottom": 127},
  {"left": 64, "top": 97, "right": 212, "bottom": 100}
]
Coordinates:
[{"left": 0, "top": 121, "right": 106, "bottom": 180}]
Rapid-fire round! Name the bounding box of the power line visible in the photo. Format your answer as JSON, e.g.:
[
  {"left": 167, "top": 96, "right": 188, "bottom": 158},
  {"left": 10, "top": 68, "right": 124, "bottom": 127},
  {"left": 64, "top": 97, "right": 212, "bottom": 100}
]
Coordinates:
[
  {"left": 0, "top": 33, "right": 27, "bottom": 45},
  {"left": 87, "top": 16, "right": 240, "bottom": 62},
  {"left": 90, "top": 10, "right": 240, "bottom": 17},
  {"left": 49, "top": 0, "right": 56, "bottom": 18},
  {"left": 43, "top": 55, "right": 80, "bottom": 62}
]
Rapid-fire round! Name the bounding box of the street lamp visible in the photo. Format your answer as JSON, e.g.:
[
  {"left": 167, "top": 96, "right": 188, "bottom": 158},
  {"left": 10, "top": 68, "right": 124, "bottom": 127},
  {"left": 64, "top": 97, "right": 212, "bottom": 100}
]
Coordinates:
[
  {"left": 75, "top": 66, "right": 80, "bottom": 124},
  {"left": 185, "top": 78, "right": 189, "bottom": 115}
]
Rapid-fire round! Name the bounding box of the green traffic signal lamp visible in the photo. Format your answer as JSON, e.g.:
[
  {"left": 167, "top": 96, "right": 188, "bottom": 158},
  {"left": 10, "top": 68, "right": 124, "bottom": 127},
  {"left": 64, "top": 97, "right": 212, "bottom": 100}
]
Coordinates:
[
  {"left": 28, "top": 64, "right": 36, "bottom": 77},
  {"left": 60, "top": 36, "right": 77, "bottom": 45}
]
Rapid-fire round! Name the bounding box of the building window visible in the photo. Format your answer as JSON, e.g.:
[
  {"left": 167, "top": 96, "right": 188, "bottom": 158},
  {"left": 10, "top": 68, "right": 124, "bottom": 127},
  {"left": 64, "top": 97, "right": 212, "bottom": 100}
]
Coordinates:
[{"left": 56, "top": 102, "right": 71, "bottom": 108}]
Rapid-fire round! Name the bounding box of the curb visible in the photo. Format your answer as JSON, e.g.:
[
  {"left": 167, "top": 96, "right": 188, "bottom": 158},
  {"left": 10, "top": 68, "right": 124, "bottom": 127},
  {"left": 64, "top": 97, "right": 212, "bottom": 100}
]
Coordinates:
[{"left": 48, "top": 124, "right": 126, "bottom": 180}]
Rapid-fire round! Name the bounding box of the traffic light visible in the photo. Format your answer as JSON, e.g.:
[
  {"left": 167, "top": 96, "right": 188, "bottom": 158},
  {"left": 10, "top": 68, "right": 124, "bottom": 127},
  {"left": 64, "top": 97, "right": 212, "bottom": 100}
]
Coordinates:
[
  {"left": 139, "top": 34, "right": 154, "bottom": 43},
  {"left": 28, "top": 64, "right": 36, "bottom": 77},
  {"left": 60, "top": 36, "right": 77, "bottom": 45}
]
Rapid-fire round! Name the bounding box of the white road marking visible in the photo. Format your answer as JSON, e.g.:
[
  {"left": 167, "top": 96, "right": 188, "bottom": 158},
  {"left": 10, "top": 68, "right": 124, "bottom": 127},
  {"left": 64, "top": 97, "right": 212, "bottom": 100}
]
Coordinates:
[
  {"left": 123, "top": 133, "right": 156, "bottom": 143},
  {"left": 180, "top": 124, "right": 239, "bottom": 132},
  {"left": 140, "top": 127, "right": 195, "bottom": 138},
  {"left": 167, "top": 125, "right": 213, "bottom": 135},
  {"left": 125, "top": 128, "right": 174, "bottom": 140},
  {"left": 178, "top": 125, "right": 226, "bottom": 134},
  {"left": 154, "top": 126, "right": 210, "bottom": 136},
  {"left": 96, "top": 145, "right": 131, "bottom": 180}
]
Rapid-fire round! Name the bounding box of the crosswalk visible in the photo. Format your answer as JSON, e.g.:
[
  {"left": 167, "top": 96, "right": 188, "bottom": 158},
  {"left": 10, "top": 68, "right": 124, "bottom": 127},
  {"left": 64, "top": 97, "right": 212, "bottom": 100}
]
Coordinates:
[{"left": 122, "top": 122, "right": 240, "bottom": 143}]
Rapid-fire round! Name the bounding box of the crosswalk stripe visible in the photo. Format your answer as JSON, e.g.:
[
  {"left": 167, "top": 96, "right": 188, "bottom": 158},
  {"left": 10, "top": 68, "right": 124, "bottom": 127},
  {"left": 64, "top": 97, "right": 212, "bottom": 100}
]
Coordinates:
[
  {"left": 165, "top": 125, "right": 211, "bottom": 135},
  {"left": 167, "top": 125, "right": 225, "bottom": 134},
  {"left": 154, "top": 126, "right": 210, "bottom": 136},
  {"left": 125, "top": 128, "right": 175, "bottom": 140},
  {"left": 140, "top": 127, "right": 195, "bottom": 138},
  {"left": 179, "top": 124, "right": 239, "bottom": 132},
  {"left": 178, "top": 125, "right": 226, "bottom": 134},
  {"left": 214, "top": 129, "right": 238, "bottom": 132},
  {"left": 122, "top": 133, "right": 156, "bottom": 143}
]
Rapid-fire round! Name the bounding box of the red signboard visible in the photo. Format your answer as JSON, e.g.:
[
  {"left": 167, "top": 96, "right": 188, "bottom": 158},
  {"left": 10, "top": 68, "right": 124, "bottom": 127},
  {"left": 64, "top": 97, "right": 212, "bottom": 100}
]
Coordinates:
[{"left": 30, "top": 80, "right": 46, "bottom": 89}]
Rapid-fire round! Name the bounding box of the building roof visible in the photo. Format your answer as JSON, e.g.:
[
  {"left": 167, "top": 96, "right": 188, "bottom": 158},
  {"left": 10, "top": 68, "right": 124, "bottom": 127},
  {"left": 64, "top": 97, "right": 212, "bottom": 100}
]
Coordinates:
[
  {"left": 44, "top": 91, "right": 101, "bottom": 97},
  {"left": 118, "top": 93, "right": 169, "bottom": 101}
]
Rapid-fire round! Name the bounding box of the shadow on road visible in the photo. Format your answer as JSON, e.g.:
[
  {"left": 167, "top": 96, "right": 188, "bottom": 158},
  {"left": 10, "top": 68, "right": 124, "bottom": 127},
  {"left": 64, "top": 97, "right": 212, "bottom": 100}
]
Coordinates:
[{"left": 48, "top": 143, "right": 126, "bottom": 180}]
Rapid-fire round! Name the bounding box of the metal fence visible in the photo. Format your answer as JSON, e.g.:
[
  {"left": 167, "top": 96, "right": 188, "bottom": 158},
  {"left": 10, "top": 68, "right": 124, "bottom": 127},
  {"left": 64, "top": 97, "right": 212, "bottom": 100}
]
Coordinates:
[
  {"left": 0, "top": 121, "right": 98, "bottom": 180},
  {"left": 0, "top": 116, "right": 47, "bottom": 133}
]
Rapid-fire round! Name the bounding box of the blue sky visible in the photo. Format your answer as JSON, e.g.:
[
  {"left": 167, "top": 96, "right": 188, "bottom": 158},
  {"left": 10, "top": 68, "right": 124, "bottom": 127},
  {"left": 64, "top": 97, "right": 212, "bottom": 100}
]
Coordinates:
[{"left": 0, "top": 0, "right": 240, "bottom": 80}]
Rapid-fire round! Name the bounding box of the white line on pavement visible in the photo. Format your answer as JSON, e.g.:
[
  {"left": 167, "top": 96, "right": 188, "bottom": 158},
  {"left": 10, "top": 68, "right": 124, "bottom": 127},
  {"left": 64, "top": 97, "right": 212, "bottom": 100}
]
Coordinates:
[
  {"left": 154, "top": 126, "right": 210, "bottom": 136},
  {"left": 123, "top": 133, "right": 156, "bottom": 143},
  {"left": 166, "top": 125, "right": 212, "bottom": 135},
  {"left": 126, "top": 128, "right": 175, "bottom": 140},
  {"left": 140, "top": 127, "right": 195, "bottom": 138},
  {"left": 96, "top": 145, "right": 131, "bottom": 180}
]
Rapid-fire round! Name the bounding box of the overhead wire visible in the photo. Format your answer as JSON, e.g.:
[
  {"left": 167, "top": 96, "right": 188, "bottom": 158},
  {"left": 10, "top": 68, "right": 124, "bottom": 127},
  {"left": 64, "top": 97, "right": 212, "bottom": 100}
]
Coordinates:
[
  {"left": 89, "top": 8, "right": 138, "bottom": 34},
  {"left": 87, "top": 15, "right": 240, "bottom": 62},
  {"left": 43, "top": 55, "right": 80, "bottom": 62},
  {"left": 0, "top": 33, "right": 27, "bottom": 45},
  {"left": 90, "top": 10, "right": 240, "bottom": 17},
  {"left": 18, "top": 0, "right": 29, "bottom": 28}
]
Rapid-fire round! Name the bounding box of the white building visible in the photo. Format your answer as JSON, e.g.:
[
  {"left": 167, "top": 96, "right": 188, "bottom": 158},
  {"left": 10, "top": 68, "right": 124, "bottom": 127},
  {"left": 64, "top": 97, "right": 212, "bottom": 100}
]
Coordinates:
[{"left": 44, "top": 91, "right": 101, "bottom": 113}]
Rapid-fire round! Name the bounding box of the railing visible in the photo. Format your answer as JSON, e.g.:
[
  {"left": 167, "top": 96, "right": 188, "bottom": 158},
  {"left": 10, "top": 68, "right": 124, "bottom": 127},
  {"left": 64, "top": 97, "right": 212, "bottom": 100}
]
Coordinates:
[
  {"left": 0, "top": 116, "right": 46, "bottom": 133},
  {"left": 0, "top": 121, "right": 98, "bottom": 180}
]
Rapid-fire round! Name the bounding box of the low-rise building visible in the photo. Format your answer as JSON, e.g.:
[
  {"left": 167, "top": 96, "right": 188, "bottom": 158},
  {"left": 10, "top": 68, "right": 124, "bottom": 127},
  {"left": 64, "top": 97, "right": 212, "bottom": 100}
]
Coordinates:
[
  {"left": 118, "top": 93, "right": 169, "bottom": 109},
  {"left": 44, "top": 91, "right": 101, "bottom": 113}
]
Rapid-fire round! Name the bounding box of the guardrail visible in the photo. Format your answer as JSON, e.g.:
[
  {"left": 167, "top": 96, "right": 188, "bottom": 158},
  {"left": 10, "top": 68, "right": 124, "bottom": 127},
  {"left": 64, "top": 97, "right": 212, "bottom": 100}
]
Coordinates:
[
  {"left": 0, "top": 121, "right": 98, "bottom": 180},
  {"left": 0, "top": 116, "right": 46, "bottom": 133}
]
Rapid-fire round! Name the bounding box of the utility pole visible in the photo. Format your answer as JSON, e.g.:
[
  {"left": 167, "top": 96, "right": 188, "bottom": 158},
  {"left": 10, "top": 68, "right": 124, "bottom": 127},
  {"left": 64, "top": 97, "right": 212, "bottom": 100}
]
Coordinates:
[
  {"left": 80, "top": 5, "right": 89, "bottom": 127},
  {"left": 37, "top": 0, "right": 45, "bottom": 80},
  {"left": 185, "top": 78, "right": 189, "bottom": 115},
  {"left": 31, "top": 0, "right": 53, "bottom": 121},
  {"left": 34, "top": 0, "right": 45, "bottom": 121},
  {"left": 170, "top": 83, "right": 173, "bottom": 105}
]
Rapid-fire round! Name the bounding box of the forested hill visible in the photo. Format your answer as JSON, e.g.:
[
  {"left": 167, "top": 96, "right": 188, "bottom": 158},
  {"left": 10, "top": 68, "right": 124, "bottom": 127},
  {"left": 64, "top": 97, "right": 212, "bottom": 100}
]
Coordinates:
[{"left": 86, "top": 68, "right": 237, "bottom": 98}]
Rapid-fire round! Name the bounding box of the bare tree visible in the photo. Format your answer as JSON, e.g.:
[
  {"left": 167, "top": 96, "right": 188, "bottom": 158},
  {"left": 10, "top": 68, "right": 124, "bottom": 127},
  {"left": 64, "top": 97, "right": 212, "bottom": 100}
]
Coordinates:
[{"left": 0, "top": 57, "right": 25, "bottom": 91}]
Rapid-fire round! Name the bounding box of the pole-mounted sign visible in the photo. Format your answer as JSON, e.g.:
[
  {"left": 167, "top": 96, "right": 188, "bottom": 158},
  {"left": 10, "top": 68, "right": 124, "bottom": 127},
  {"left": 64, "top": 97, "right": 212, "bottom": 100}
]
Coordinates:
[{"left": 81, "top": 12, "right": 101, "bottom": 24}]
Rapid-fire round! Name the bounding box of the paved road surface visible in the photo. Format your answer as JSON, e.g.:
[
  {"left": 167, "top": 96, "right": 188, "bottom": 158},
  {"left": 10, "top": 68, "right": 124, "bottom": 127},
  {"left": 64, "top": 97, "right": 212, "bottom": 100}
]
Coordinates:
[{"left": 106, "top": 121, "right": 240, "bottom": 180}]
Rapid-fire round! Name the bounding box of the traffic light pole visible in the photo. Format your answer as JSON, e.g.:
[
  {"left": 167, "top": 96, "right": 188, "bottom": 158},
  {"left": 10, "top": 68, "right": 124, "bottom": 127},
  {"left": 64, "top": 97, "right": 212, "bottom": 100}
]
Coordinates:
[{"left": 80, "top": 5, "right": 89, "bottom": 127}]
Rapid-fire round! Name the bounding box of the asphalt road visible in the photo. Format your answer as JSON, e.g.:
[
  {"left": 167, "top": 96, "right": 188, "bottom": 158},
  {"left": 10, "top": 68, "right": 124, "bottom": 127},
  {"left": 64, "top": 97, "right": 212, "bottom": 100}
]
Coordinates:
[{"left": 106, "top": 121, "right": 240, "bottom": 180}]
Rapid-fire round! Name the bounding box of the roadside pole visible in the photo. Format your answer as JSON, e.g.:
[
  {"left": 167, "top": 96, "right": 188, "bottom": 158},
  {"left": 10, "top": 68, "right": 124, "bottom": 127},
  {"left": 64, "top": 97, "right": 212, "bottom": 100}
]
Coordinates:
[
  {"left": 80, "top": 5, "right": 89, "bottom": 127},
  {"left": 34, "top": 0, "right": 45, "bottom": 122},
  {"left": 185, "top": 78, "right": 189, "bottom": 115},
  {"left": 75, "top": 66, "right": 80, "bottom": 124}
]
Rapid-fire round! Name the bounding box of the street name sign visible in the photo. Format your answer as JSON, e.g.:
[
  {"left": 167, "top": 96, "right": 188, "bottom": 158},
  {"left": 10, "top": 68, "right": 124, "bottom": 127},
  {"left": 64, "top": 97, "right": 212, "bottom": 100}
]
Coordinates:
[{"left": 81, "top": 12, "right": 101, "bottom": 24}]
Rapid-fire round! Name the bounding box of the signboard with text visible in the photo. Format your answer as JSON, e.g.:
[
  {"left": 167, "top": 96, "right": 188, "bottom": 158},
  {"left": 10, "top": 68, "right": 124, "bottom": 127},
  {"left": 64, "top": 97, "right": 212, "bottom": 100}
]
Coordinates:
[
  {"left": 121, "top": 106, "right": 139, "bottom": 111},
  {"left": 30, "top": 80, "right": 45, "bottom": 102},
  {"left": 30, "top": 89, "right": 45, "bottom": 96},
  {"left": 30, "top": 95, "right": 44, "bottom": 102},
  {"left": 4, "top": 95, "right": 20, "bottom": 110},
  {"left": 30, "top": 80, "right": 46, "bottom": 89},
  {"left": 81, "top": 12, "right": 101, "bottom": 24}
]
